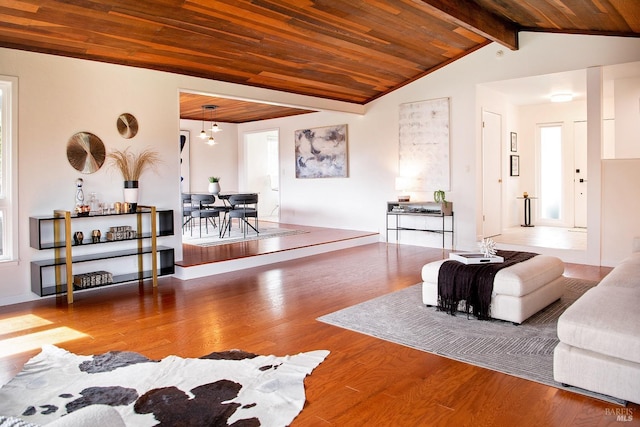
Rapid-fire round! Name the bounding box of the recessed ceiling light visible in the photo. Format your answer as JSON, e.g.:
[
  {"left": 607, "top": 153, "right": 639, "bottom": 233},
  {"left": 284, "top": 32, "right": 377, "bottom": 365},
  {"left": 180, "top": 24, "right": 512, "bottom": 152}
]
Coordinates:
[{"left": 550, "top": 93, "right": 573, "bottom": 103}]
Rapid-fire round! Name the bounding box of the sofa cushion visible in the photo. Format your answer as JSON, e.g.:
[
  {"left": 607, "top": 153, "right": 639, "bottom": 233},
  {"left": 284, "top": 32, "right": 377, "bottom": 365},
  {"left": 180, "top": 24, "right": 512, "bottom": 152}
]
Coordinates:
[
  {"left": 598, "top": 252, "right": 640, "bottom": 290},
  {"left": 557, "top": 286, "right": 640, "bottom": 364}
]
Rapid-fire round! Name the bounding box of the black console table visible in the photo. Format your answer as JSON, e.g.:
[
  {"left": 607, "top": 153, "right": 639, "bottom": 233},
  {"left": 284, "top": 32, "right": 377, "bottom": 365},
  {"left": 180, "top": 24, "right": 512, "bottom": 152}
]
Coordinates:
[
  {"left": 517, "top": 196, "right": 537, "bottom": 227},
  {"left": 386, "top": 201, "right": 454, "bottom": 249}
]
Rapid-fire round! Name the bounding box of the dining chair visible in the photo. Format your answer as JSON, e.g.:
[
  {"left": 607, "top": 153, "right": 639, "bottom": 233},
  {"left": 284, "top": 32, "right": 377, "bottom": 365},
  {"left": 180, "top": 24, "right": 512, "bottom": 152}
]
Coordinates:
[
  {"left": 181, "top": 193, "right": 193, "bottom": 232},
  {"left": 225, "top": 193, "right": 259, "bottom": 238},
  {"left": 190, "top": 194, "right": 223, "bottom": 237}
]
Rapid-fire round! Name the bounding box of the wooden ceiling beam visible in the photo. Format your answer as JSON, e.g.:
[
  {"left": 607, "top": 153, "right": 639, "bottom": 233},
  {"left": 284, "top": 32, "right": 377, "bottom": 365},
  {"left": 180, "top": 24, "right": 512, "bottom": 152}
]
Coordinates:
[{"left": 416, "top": 0, "right": 519, "bottom": 50}]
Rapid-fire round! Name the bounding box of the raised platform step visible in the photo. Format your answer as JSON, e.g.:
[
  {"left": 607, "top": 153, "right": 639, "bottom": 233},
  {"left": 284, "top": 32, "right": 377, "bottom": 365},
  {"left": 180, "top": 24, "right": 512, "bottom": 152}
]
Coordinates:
[{"left": 175, "top": 224, "right": 380, "bottom": 280}]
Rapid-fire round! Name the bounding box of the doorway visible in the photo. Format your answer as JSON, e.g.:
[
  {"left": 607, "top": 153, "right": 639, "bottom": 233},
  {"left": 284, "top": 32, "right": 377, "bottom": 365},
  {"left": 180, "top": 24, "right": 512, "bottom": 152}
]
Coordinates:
[
  {"left": 482, "top": 110, "right": 502, "bottom": 237},
  {"left": 244, "top": 129, "right": 280, "bottom": 222}
]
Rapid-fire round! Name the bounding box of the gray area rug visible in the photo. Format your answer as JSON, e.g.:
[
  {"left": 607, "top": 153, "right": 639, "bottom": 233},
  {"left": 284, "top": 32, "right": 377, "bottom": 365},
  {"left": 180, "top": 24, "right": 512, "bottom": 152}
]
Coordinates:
[
  {"left": 183, "top": 226, "right": 308, "bottom": 247},
  {"left": 318, "top": 277, "right": 625, "bottom": 404}
]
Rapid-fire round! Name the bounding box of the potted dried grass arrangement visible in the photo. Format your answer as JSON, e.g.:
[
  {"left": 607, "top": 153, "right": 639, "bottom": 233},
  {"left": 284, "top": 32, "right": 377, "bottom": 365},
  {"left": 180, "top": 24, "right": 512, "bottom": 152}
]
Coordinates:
[{"left": 108, "top": 147, "right": 161, "bottom": 212}]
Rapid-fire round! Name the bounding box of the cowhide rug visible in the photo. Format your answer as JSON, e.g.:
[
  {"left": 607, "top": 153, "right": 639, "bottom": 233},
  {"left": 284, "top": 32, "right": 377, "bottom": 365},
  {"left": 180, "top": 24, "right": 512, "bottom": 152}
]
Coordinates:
[{"left": 0, "top": 345, "right": 329, "bottom": 426}]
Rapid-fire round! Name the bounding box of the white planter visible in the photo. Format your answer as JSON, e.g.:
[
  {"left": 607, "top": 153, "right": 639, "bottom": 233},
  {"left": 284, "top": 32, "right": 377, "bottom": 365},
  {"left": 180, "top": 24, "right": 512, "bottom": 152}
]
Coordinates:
[
  {"left": 123, "top": 180, "right": 139, "bottom": 212},
  {"left": 208, "top": 182, "right": 220, "bottom": 194}
]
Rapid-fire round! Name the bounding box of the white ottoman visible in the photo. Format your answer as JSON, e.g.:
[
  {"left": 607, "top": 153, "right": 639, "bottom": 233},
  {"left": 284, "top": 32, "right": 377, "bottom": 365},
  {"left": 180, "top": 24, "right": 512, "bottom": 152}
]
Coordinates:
[{"left": 422, "top": 255, "right": 565, "bottom": 324}]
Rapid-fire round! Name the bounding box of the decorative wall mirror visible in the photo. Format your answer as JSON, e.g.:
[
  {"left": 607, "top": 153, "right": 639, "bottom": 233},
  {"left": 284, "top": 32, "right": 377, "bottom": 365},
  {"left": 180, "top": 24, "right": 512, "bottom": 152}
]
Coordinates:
[
  {"left": 117, "top": 113, "right": 138, "bottom": 139},
  {"left": 66, "top": 132, "right": 106, "bottom": 174}
]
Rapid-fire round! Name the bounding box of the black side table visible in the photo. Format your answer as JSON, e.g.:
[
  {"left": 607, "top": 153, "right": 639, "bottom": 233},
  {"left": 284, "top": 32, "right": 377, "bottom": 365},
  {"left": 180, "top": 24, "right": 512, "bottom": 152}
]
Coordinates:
[{"left": 517, "top": 197, "right": 537, "bottom": 227}]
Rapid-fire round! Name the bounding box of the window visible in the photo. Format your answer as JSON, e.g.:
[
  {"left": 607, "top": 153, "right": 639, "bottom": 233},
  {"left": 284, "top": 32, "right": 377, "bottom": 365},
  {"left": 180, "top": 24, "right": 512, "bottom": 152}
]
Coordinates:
[
  {"left": 538, "top": 124, "right": 562, "bottom": 221},
  {"left": 0, "top": 76, "right": 17, "bottom": 262}
]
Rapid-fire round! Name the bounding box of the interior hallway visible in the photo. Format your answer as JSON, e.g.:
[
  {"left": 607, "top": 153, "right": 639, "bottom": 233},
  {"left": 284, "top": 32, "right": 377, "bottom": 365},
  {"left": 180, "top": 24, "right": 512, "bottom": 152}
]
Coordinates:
[{"left": 492, "top": 226, "right": 587, "bottom": 251}]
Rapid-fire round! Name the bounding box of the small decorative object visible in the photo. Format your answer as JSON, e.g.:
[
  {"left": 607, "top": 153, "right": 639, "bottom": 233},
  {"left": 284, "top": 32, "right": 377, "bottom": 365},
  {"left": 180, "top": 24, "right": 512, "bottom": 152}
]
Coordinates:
[
  {"left": 108, "top": 147, "right": 161, "bottom": 212},
  {"left": 73, "top": 270, "right": 113, "bottom": 289},
  {"left": 523, "top": 191, "right": 528, "bottom": 198},
  {"left": 91, "top": 229, "right": 101, "bottom": 243},
  {"left": 73, "top": 231, "right": 84, "bottom": 245},
  {"left": 116, "top": 113, "right": 138, "bottom": 139},
  {"left": 208, "top": 176, "right": 221, "bottom": 194},
  {"left": 89, "top": 192, "right": 99, "bottom": 213},
  {"left": 449, "top": 252, "right": 504, "bottom": 264},
  {"left": 75, "top": 178, "right": 85, "bottom": 208},
  {"left": 433, "top": 190, "right": 453, "bottom": 216},
  {"left": 114, "top": 202, "right": 122, "bottom": 214},
  {"left": 479, "top": 238, "right": 497, "bottom": 258},
  {"left": 75, "top": 204, "right": 90, "bottom": 216},
  {"left": 106, "top": 225, "right": 137, "bottom": 241}
]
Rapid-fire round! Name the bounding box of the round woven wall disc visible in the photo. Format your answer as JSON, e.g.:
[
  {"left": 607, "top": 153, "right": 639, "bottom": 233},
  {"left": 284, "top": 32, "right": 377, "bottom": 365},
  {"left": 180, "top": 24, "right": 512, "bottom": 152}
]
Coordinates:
[
  {"left": 117, "top": 113, "right": 138, "bottom": 139},
  {"left": 66, "top": 132, "right": 106, "bottom": 174}
]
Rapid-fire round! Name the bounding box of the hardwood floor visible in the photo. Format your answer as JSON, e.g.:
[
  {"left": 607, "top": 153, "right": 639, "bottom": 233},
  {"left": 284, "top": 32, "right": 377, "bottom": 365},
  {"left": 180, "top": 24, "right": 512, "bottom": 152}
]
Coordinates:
[{"left": 1, "top": 230, "right": 636, "bottom": 426}]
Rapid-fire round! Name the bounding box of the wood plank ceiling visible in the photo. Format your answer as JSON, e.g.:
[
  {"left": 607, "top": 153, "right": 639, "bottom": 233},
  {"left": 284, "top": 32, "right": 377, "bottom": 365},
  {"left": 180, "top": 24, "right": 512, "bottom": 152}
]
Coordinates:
[{"left": 1, "top": 0, "right": 638, "bottom": 123}]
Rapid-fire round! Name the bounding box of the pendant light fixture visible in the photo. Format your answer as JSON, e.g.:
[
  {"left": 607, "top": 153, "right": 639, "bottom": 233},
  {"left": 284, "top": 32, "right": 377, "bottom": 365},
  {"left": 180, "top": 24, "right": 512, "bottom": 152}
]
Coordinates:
[
  {"left": 199, "top": 105, "right": 207, "bottom": 140},
  {"left": 199, "top": 104, "right": 222, "bottom": 145}
]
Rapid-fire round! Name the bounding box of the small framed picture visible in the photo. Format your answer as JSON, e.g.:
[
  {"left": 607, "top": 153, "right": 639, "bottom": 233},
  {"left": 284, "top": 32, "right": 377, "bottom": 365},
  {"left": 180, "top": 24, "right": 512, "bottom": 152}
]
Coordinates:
[
  {"left": 510, "top": 132, "right": 517, "bottom": 152},
  {"left": 510, "top": 155, "right": 520, "bottom": 176}
]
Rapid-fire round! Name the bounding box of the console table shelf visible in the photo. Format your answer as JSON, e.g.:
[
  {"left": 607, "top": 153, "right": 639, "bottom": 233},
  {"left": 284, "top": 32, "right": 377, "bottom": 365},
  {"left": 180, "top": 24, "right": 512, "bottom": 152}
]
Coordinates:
[
  {"left": 29, "top": 206, "right": 175, "bottom": 303},
  {"left": 386, "top": 201, "right": 454, "bottom": 249}
]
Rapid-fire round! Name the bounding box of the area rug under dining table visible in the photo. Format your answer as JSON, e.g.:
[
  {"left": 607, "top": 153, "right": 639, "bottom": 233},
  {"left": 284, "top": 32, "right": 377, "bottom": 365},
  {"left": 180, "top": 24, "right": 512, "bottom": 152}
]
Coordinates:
[
  {"left": 183, "top": 223, "right": 308, "bottom": 247},
  {"left": 317, "top": 276, "right": 625, "bottom": 405},
  {"left": 0, "top": 345, "right": 329, "bottom": 426}
]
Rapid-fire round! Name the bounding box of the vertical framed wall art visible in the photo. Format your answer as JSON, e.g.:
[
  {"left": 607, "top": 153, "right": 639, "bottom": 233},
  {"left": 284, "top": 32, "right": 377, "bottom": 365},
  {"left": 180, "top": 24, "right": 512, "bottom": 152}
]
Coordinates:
[
  {"left": 510, "top": 132, "right": 518, "bottom": 152},
  {"left": 295, "top": 124, "right": 348, "bottom": 178},
  {"left": 180, "top": 130, "right": 190, "bottom": 192},
  {"left": 398, "top": 97, "right": 450, "bottom": 191},
  {"left": 510, "top": 155, "right": 520, "bottom": 176}
]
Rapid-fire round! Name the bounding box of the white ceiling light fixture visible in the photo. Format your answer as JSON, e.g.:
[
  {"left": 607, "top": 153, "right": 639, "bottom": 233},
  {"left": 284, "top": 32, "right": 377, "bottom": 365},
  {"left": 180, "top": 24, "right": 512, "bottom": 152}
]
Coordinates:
[
  {"left": 199, "top": 105, "right": 222, "bottom": 145},
  {"left": 550, "top": 93, "right": 573, "bottom": 103}
]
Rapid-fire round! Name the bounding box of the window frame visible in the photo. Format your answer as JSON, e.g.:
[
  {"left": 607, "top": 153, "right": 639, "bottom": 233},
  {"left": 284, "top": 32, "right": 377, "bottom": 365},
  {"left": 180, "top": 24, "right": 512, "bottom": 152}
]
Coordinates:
[{"left": 0, "top": 76, "right": 18, "bottom": 263}]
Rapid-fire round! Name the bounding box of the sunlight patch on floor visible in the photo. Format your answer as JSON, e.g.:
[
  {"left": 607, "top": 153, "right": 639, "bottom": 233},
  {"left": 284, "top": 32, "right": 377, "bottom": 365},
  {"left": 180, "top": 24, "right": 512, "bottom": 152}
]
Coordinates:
[
  {"left": 492, "top": 226, "right": 587, "bottom": 251},
  {"left": 0, "top": 314, "right": 53, "bottom": 336},
  {"left": 0, "top": 327, "right": 89, "bottom": 358}
]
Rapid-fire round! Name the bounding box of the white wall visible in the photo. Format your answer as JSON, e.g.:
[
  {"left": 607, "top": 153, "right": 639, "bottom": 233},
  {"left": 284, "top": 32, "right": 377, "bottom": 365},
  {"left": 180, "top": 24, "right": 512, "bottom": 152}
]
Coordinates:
[
  {"left": 2, "top": 32, "right": 640, "bottom": 305},
  {"left": 178, "top": 119, "right": 239, "bottom": 194},
  {"left": 614, "top": 76, "right": 640, "bottom": 158},
  {"left": 602, "top": 159, "right": 640, "bottom": 265}
]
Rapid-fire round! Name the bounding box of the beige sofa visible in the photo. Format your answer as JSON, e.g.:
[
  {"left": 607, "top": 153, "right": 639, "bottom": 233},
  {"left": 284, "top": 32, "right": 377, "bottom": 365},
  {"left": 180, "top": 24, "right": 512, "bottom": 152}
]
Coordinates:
[{"left": 553, "top": 240, "right": 640, "bottom": 404}]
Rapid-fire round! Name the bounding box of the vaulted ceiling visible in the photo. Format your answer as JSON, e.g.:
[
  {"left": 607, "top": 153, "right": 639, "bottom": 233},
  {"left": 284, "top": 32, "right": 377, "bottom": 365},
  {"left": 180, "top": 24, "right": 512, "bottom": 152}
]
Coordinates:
[{"left": 1, "top": 0, "right": 639, "bottom": 122}]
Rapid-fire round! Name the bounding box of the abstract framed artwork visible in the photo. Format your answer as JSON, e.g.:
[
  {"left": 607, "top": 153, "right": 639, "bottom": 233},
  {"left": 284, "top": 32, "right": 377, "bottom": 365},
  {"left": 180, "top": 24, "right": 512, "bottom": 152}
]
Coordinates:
[
  {"left": 180, "top": 130, "right": 190, "bottom": 191},
  {"left": 510, "top": 155, "right": 520, "bottom": 176},
  {"left": 398, "top": 97, "right": 450, "bottom": 191},
  {"left": 510, "top": 132, "right": 518, "bottom": 152},
  {"left": 295, "top": 124, "right": 348, "bottom": 178}
]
